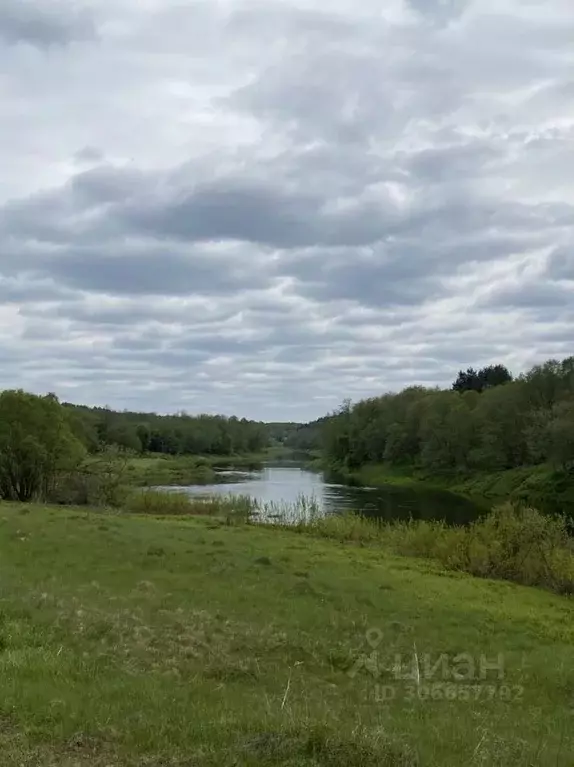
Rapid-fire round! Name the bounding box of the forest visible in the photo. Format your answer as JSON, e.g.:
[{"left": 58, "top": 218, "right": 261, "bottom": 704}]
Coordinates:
[
  {"left": 62, "top": 402, "right": 273, "bottom": 456},
  {"left": 320, "top": 357, "right": 574, "bottom": 475}
]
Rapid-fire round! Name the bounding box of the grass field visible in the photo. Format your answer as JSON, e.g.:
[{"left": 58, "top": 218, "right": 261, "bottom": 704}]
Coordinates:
[{"left": 1, "top": 502, "right": 573, "bottom": 765}]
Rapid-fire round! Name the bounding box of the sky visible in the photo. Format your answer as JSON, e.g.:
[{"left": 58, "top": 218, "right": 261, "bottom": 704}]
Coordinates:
[{"left": 1, "top": 0, "right": 573, "bottom": 422}]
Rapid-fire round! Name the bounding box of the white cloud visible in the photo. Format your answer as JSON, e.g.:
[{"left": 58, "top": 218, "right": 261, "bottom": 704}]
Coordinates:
[{"left": 1, "top": 0, "right": 573, "bottom": 420}]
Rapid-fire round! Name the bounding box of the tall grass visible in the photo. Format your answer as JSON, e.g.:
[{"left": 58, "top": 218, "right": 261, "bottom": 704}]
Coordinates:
[
  {"left": 124, "top": 489, "right": 255, "bottom": 520},
  {"left": 293, "top": 503, "right": 574, "bottom": 595},
  {"left": 124, "top": 489, "right": 321, "bottom": 523},
  {"left": 255, "top": 493, "right": 323, "bottom": 525}
]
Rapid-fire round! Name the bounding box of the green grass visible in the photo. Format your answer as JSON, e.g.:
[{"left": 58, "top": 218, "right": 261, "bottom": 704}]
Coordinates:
[
  {"left": 124, "top": 489, "right": 255, "bottom": 520},
  {"left": 450, "top": 465, "right": 574, "bottom": 513},
  {"left": 110, "top": 448, "right": 296, "bottom": 488},
  {"left": 0, "top": 502, "right": 573, "bottom": 765},
  {"left": 122, "top": 454, "right": 217, "bottom": 486}
]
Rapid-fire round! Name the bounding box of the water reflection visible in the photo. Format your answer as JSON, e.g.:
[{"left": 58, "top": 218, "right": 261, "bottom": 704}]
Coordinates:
[{"left": 167, "top": 464, "right": 489, "bottom": 525}]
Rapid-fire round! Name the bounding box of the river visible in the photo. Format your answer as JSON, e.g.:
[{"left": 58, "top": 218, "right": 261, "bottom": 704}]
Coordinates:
[{"left": 163, "top": 463, "right": 489, "bottom": 524}]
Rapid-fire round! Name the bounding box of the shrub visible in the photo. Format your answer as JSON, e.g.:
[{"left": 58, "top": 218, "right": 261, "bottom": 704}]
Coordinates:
[
  {"left": 451, "top": 503, "right": 574, "bottom": 593},
  {"left": 47, "top": 450, "right": 131, "bottom": 508},
  {"left": 386, "top": 504, "right": 574, "bottom": 593}
]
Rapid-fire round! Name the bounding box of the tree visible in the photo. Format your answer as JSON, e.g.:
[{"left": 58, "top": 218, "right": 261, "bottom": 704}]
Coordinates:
[
  {"left": 452, "top": 364, "right": 512, "bottom": 393},
  {"left": 65, "top": 409, "right": 99, "bottom": 453},
  {"left": 0, "top": 390, "right": 86, "bottom": 501},
  {"left": 320, "top": 355, "right": 572, "bottom": 476},
  {"left": 544, "top": 401, "right": 574, "bottom": 471},
  {"left": 136, "top": 423, "right": 151, "bottom": 453},
  {"left": 106, "top": 422, "right": 142, "bottom": 453},
  {"left": 452, "top": 368, "right": 482, "bottom": 393},
  {"left": 479, "top": 364, "right": 513, "bottom": 390},
  {"left": 322, "top": 401, "right": 353, "bottom": 468},
  {"left": 418, "top": 392, "right": 468, "bottom": 471}
]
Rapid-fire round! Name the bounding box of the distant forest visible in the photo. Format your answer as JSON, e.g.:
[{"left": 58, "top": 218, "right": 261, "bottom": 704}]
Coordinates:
[
  {"left": 297, "top": 357, "right": 574, "bottom": 475},
  {"left": 61, "top": 404, "right": 299, "bottom": 456}
]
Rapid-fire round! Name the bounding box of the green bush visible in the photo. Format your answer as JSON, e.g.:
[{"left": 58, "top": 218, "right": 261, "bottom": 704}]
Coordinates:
[
  {"left": 388, "top": 505, "right": 574, "bottom": 594},
  {"left": 46, "top": 450, "right": 132, "bottom": 508},
  {"left": 451, "top": 504, "right": 574, "bottom": 593},
  {"left": 47, "top": 470, "right": 128, "bottom": 508}
]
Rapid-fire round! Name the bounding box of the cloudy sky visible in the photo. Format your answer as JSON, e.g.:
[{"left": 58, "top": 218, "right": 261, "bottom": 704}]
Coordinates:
[{"left": 1, "top": 0, "right": 572, "bottom": 421}]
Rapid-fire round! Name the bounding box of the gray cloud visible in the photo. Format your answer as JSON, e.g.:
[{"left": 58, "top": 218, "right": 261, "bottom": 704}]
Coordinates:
[
  {"left": 481, "top": 280, "right": 574, "bottom": 310},
  {"left": 39, "top": 245, "right": 273, "bottom": 297},
  {"left": 546, "top": 247, "right": 574, "bottom": 281},
  {"left": 0, "top": 0, "right": 96, "bottom": 47},
  {"left": 0, "top": 0, "right": 573, "bottom": 420},
  {"left": 406, "top": 0, "right": 469, "bottom": 25}
]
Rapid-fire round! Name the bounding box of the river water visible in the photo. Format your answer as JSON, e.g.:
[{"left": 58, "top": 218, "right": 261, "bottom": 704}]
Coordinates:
[{"left": 168, "top": 463, "right": 489, "bottom": 524}]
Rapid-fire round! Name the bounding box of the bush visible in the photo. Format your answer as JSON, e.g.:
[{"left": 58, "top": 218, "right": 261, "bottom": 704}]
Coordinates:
[
  {"left": 388, "top": 504, "right": 574, "bottom": 594},
  {"left": 47, "top": 470, "right": 128, "bottom": 508},
  {"left": 125, "top": 490, "right": 200, "bottom": 515},
  {"left": 46, "top": 450, "right": 132, "bottom": 508},
  {"left": 450, "top": 503, "right": 574, "bottom": 593}
]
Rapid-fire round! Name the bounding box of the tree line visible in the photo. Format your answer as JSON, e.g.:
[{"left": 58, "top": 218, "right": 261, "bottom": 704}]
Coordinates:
[
  {"left": 322, "top": 357, "right": 574, "bottom": 474},
  {"left": 0, "top": 392, "right": 274, "bottom": 502},
  {"left": 63, "top": 403, "right": 270, "bottom": 456}
]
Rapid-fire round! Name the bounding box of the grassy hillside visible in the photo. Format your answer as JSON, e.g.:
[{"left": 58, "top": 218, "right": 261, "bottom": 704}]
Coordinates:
[
  {"left": 341, "top": 462, "right": 574, "bottom": 514},
  {"left": 0, "top": 503, "right": 573, "bottom": 765}
]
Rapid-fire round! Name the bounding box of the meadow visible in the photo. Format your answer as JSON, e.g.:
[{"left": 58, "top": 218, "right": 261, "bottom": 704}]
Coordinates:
[{"left": 1, "top": 500, "right": 573, "bottom": 766}]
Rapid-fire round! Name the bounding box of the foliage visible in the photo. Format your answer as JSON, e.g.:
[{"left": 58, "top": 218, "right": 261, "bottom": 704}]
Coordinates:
[
  {"left": 283, "top": 416, "right": 333, "bottom": 452},
  {"left": 265, "top": 421, "right": 302, "bottom": 446},
  {"left": 0, "top": 390, "right": 86, "bottom": 502},
  {"left": 544, "top": 400, "right": 574, "bottom": 471},
  {"left": 63, "top": 402, "right": 271, "bottom": 457},
  {"left": 121, "top": 454, "right": 216, "bottom": 487},
  {"left": 452, "top": 364, "right": 513, "bottom": 393},
  {"left": 388, "top": 504, "right": 574, "bottom": 595},
  {"left": 48, "top": 449, "right": 132, "bottom": 507},
  {"left": 321, "top": 356, "right": 574, "bottom": 478}
]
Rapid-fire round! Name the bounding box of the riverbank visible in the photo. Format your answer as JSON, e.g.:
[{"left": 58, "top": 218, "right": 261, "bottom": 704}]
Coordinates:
[
  {"left": 329, "top": 462, "right": 574, "bottom": 515},
  {"left": 97, "top": 447, "right": 295, "bottom": 488},
  {"left": 1, "top": 502, "right": 573, "bottom": 765}
]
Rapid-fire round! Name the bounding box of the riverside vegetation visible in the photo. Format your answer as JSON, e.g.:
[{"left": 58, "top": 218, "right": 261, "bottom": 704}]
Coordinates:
[
  {"left": 308, "top": 356, "right": 574, "bottom": 512},
  {"left": 0, "top": 389, "right": 294, "bottom": 506}
]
